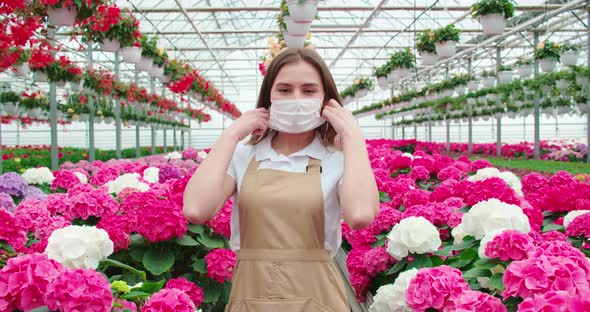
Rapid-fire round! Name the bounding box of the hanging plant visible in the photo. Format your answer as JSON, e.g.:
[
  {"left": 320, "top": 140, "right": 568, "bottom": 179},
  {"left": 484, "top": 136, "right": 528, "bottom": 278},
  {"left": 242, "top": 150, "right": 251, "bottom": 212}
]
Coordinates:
[
  {"left": 471, "top": 0, "right": 514, "bottom": 35},
  {"left": 37, "top": 0, "right": 106, "bottom": 25},
  {"left": 140, "top": 35, "right": 158, "bottom": 59},
  {"left": 433, "top": 24, "right": 460, "bottom": 58},
  {"left": 80, "top": 4, "right": 122, "bottom": 45},
  {"left": 535, "top": 40, "right": 560, "bottom": 72},
  {"left": 391, "top": 48, "right": 416, "bottom": 69},
  {"left": 560, "top": 43, "right": 579, "bottom": 66},
  {"left": 416, "top": 29, "right": 437, "bottom": 53}
]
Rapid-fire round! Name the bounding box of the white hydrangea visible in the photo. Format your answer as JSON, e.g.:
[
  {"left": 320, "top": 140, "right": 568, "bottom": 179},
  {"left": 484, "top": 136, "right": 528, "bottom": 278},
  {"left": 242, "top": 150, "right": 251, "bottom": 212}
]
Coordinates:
[
  {"left": 564, "top": 210, "right": 590, "bottom": 228},
  {"left": 451, "top": 223, "right": 467, "bottom": 245},
  {"left": 370, "top": 268, "right": 418, "bottom": 312},
  {"left": 45, "top": 225, "right": 114, "bottom": 269},
  {"left": 477, "top": 229, "right": 504, "bottom": 259},
  {"left": 386, "top": 217, "right": 442, "bottom": 260},
  {"left": 198, "top": 151, "right": 208, "bottom": 160},
  {"left": 143, "top": 167, "right": 160, "bottom": 183},
  {"left": 401, "top": 152, "right": 414, "bottom": 160},
  {"left": 73, "top": 172, "right": 88, "bottom": 184},
  {"left": 164, "top": 151, "right": 182, "bottom": 160},
  {"left": 21, "top": 167, "right": 54, "bottom": 185},
  {"left": 468, "top": 168, "right": 523, "bottom": 196},
  {"left": 461, "top": 198, "right": 531, "bottom": 240},
  {"left": 105, "top": 173, "right": 149, "bottom": 194}
]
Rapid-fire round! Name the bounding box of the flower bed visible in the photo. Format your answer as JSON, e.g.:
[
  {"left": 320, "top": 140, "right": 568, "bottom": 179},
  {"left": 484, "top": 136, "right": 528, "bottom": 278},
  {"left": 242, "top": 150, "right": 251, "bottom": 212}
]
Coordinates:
[{"left": 344, "top": 139, "right": 590, "bottom": 311}]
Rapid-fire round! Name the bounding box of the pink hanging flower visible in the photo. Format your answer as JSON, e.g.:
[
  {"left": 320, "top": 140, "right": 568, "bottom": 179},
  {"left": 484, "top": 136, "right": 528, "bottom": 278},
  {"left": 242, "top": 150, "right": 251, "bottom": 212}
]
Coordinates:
[
  {"left": 141, "top": 288, "right": 195, "bottom": 312},
  {"left": 165, "top": 277, "right": 204, "bottom": 307},
  {"left": 45, "top": 268, "right": 114, "bottom": 312},
  {"left": 205, "top": 249, "right": 237, "bottom": 284}
]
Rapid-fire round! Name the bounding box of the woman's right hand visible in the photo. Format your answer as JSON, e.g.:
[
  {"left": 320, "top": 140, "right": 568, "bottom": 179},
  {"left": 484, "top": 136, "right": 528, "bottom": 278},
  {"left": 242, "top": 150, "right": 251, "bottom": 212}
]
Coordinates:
[{"left": 226, "top": 108, "right": 270, "bottom": 142}]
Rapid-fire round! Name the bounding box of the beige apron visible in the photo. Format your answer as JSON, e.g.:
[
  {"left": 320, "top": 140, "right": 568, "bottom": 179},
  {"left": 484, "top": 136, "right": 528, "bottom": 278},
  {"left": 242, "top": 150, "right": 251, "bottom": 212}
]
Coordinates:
[{"left": 226, "top": 157, "right": 350, "bottom": 311}]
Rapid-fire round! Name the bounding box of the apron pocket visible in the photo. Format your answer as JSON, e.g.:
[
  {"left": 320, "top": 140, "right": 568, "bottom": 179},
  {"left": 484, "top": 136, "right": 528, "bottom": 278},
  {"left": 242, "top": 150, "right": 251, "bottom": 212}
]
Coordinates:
[{"left": 228, "top": 297, "right": 335, "bottom": 312}]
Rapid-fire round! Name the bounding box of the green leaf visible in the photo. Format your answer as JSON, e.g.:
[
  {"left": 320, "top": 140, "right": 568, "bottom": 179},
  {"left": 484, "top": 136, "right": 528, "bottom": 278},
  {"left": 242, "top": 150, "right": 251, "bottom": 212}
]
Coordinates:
[
  {"left": 98, "top": 258, "right": 147, "bottom": 282},
  {"left": 463, "top": 267, "right": 492, "bottom": 278},
  {"left": 30, "top": 307, "right": 50, "bottom": 312},
  {"left": 379, "top": 192, "right": 391, "bottom": 203},
  {"left": 188, "top": 224, "right": 206, "bottom": 235},
  {"left": 128, "top": 247, "right": 147, "bottom": 263},
  {"left": 143, "top": 249, "right": 175, "bottom": 276},
  {"left": 371, "top": 235, "right": 387, "bottom": 248},
  {"left": 120, "top": 290, "right": 152, "bottom": 300},
  {"left": 138, "top": 280, "right": 166, "bottom": 294},
  {"left": 474, "top": 258, "right": 502, "bottom": 269},
  {"left": 197, "top": 235, "right": 225, "bottom": 249},
  {"left": 407, "top": 254, "right": 433, "bottom": 270},
  {"left": 542, "top": 223, "right": 564, "bottom": 232},
  {"left": 435, "top": 240, "right": 477, "bottom": 257},
  {"left": 488, "top": 273, "right": 505, "bottom": 291},
  {"left": 129, "top": 234, "right": 146, "bottom": 246},
  {"left": 460, "top": 248, "right": 477, "bottom": 262},
  {"left": 431, "top": 256, "right": 444, "bottom": 267},
  {"left": 202, "top": 279, "right": 223, "bottom": 303},
  {"left": 192, "top": 258, "right": 208, "bottom": 274},
  {"left": 176, "top": 234, "right": 200, "bottom": 247},
  {"left": 222, "top": 281, "right": 232, "bottom": 304},
  {"left": 385, "top": 258, "right": 407, "bottom": 275},
  {"left": 0, "top": 240, "right": 16, "bottom": 254}
]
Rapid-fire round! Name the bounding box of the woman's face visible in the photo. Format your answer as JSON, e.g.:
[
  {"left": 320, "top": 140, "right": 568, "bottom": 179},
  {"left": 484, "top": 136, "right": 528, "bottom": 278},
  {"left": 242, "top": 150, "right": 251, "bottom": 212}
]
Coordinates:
[{"left": 270, "top": 60, "right": 324, "bottom": 101}]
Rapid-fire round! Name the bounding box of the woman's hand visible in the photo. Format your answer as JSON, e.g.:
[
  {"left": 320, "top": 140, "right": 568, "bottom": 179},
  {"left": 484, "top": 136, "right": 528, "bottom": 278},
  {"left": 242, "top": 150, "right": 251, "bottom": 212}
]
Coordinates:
[
  {"left": 226, "top": 108, "right": 270, "bottom": 142},
  {"left": 321, "top": 99, "right": 363, "bottom": 142}
]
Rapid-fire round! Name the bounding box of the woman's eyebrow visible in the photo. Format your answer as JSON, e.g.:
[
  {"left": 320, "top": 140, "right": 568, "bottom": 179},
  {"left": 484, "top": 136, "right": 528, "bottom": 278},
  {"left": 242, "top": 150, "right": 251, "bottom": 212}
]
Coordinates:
[{"left": 275, "top": 82, "right": 320, "bottom": 88}]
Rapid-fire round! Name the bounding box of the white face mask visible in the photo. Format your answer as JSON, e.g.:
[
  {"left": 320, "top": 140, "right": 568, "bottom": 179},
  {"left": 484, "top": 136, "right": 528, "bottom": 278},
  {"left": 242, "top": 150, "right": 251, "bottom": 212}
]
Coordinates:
[{"left": 269, "top": 97, "right": 326, "bottom": 134}]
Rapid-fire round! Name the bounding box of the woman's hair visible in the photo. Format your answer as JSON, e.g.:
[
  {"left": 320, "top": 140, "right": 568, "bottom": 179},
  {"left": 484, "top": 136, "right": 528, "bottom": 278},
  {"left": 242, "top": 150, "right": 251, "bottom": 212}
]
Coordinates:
[{"left": 247, "top": 48, "right": 342, "bottom": 146}]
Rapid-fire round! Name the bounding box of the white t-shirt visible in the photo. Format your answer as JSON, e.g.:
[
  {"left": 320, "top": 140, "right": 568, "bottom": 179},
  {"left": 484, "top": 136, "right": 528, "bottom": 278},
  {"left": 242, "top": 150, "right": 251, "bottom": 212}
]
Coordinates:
[{"left": 226, "top": 133, "right": 344, "bottom": 257}]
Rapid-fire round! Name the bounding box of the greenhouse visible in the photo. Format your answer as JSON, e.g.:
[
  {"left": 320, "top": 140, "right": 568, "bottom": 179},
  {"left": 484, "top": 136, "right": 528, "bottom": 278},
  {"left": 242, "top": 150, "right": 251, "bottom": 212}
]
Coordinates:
[{"left": 1, "top": 0, "right": 590, "bottom": 311}]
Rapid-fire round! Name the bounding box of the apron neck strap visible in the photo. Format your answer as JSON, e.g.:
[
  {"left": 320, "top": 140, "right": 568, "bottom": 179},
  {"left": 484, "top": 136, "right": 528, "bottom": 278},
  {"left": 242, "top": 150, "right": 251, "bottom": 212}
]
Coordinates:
[{"left": 306, "top": 158, "right": 322, "bottom": 174}]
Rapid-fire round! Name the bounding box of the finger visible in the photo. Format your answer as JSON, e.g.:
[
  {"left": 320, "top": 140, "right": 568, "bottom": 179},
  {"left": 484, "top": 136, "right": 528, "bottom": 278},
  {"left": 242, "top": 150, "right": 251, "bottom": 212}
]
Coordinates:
[{"left": 325, "top": 99, "right": 341, "bottom": 108}]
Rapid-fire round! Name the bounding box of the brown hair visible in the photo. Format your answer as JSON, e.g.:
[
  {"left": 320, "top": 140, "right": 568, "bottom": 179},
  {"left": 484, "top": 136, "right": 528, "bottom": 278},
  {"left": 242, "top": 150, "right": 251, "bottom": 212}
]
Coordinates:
[{"left": 247, "top": 48, "right": 342, "bottom": 146}]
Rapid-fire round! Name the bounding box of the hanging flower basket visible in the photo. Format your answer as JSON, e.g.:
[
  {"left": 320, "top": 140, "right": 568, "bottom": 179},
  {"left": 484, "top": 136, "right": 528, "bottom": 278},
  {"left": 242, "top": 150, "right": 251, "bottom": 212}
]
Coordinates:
[
  {"left": 15, "top": 63, "right": 30, "bottom": 77},
  {"left": 497, "top": 70, "right": 513, "bottom": 84},
  {"left": 70, "top": 81, "right": 81, "bottom": 92},
  {"left": 137, "top": 57, "right": 153, "bottom": 71},
  {"left": 539, "top": 58, "right": 557, "bottom": 73},
  {"left": 47, "top": 5, "right": 78, "bottom": 27},
  {"left": 479, "top": 13, "right": 506, "bottom": 35},
  {"left": 387, "top": 70, "right": 400, "bottom": 83},
  {"left": 121, "top": 46, "right": 141, "bottom": 64},
  {"left": 576, "top": 76, "right": 589, "bottom": 87},
  {"left": 159, "top": 75, "right": 171, "bottom": 84},
  {"left": 284, "top": 33, "right": 305, "bottom": 48},
  {"left": 149, "top": 65, "right": 164, "bottom": 78},
  {"left": 34, "top": 71, "right": 48, "bottom": 82},
  {"left": 355, "top": 88, "right": 369, "bottom": 99},
  {"left": 482, "top": 77, "right": 495, "bottom": 89},
  {"left": 377, "top": 77, "right": 389, "bottom": 89},
  {"left": 434, "top": 41, "right": 457, "bottom": 58},
  {"left": 517, "top": 65, "right": 532, "bottom": 78},
  {"left": 101, "top": 39, "right": 121, "bottom": 53},
  {"left": 556, "top": 79, "right": 570, "bottom": 90},
  {"left": 286, "top": 17, "right": 312, "bottom": 35},
  {"left": 286, "top": 0, "right": 319, "bottom": 22},
  {"left": 560, "top": 50, "right": 578, "bottom": 66},
  {"left": 420, "top": 52, "right": 439, "bottom": 66}
]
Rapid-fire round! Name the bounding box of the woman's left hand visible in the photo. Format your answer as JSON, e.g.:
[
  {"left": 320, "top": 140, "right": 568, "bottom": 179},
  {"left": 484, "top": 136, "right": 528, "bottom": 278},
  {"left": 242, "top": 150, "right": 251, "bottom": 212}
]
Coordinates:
[{"left": 321, "top": 99, "right": 363, "bottom": 141}]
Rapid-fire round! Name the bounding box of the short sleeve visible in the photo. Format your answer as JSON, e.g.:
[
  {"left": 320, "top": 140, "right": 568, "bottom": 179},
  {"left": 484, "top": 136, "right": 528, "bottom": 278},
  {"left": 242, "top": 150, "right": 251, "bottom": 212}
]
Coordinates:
[
  {"left": 226, "top": 141, "right": 252, "bottom": 183},
  {"left": 226, "top": 142, "right": 242, "bottom": 181}
]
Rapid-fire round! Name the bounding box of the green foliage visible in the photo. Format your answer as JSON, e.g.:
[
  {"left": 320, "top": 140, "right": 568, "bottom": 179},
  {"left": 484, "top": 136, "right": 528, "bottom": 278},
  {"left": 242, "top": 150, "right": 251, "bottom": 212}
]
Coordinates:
[
  {"left": 433, "top": 24, "right": 461, "bottom": 43},
  {"left": 140, "top": 35, "right": 158, "bottom": 58},
  {"left": 534, "top": 40, "right": 561, "bottom": 61},
  {"left": 471, "top": 0, "right": 515, "bottom": 20},
  {"left": 416, "top": 29, "right": 437, "bottom": 53}
]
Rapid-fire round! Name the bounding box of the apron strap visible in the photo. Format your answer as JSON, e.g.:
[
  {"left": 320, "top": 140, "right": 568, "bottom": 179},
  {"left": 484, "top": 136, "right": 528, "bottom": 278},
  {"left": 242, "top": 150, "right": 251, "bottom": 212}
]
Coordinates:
[
  {"left": 306, "top": 158, "right": 322, "bottom": 174},
  {"left": 244, "top": 157, "right": 260, "bottom": 175}
]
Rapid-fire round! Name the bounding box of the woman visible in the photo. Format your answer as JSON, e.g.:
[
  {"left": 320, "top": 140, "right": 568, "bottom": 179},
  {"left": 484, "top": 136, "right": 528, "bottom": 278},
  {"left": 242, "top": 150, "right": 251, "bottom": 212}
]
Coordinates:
[{"left": 183, "top": 48, "right": 379, "bottom": 311}]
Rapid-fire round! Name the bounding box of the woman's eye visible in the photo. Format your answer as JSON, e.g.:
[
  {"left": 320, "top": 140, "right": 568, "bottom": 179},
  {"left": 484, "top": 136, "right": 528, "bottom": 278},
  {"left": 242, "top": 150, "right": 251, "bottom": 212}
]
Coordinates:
[
  {"left": 278, "top": 89, "right": 290, "bottom": 93},
  {"left": 304, "top": 90, "right": 316, "bottom": 94}
]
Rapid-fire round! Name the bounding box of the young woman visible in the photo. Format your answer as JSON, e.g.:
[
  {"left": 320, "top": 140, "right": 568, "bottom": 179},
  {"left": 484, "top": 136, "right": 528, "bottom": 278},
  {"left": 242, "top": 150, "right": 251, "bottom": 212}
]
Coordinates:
[{"left": 183, "top": 48, "right": 379, "bottom": 311}]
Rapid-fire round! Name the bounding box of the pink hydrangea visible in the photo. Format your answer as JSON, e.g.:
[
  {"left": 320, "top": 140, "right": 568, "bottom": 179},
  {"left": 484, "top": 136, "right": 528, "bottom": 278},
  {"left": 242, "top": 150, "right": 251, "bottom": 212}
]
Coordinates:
[
  {"left": 45, "top": 193, "right": 69, "bottom": 215},
  {"left": 67, "top": 187, "right": 119, "bottom": 220},
  {"left": 457, "top": 177, "right": 521, "bottom": 206},
  {"left": 90, "top": 166, "right": 120, "bottom": 186},
  {"left": 158, "top": 164, "right": 182, "bottom": 183},
  {"left": 484, "top": 230, "right": 534, "bottom": 261},
  {"left": 345, "top": 227, "right": 376, "bottom": 249},
  {"left": 437, "top": 165, "right": 464, "bottom": 181},
  {"left": 363, "top": 246, "right": 395, "bottom": 277},
  {"left": 205, "top": 249, "right": 237, "bottom": 284},
  {"left": 520, "top": 199, "right": 543, "bottom": 232},
  {"left": 67, "top": 183, "right": 95, "bottom": 196},
  {"left": 0, "top": 210, "right": 27, "bottom": 252},
  {"left": 403, "top": 189, "right": 431, "bottom": 208},
  {"left": 13, "top": 198, "right": 49, "bottom": 232},
  {"left": 470, "top": 159, "right": 492, "bottom": 172},
  {"left": 454, "top": 290, "right": 506, "bottom": 312},
  {"left": 531, "top": 240, "right": 590, "bottom": 275},
  {"left": 51, "top": 170, "right": 80, "bottom": 190},
  {"left": 447, "top": 211, "right": 464, "bottom": 228},
  {"left": 45, "top": 268, "right": 113, "bottom": 312},
  {"left": 429, "top": 179, "right": 459, "bottom": 202},
  {"left": 165, "top": 277, "right": 204, "bottom": 307},
  {"left": 346, "top": 246, "right": 372, "bottom": 301},
  {"left": 97, "top": 212, "right": 136, "bottom": 252},
  {"left": 540, "top": 230, "right": 567, "bottom": 243},
  {"left": 206, "top": 198, "right": 233, "bottom": 238},
  {"left": 141, "top": 288, "right": 195, "bottom": 312},
  {"left": 121, "top": 191, "right": 187, "bottom": 243},
  {"left": 565, "top": 212, "right": 590, "bottom": 238},
  {"left": 503, "top": 255, "right": 590, "bottom": 299},
  {"left": 32, "top": 215, "right": 71, "bottom": 250},
  {"left": 403, "top": 202, "right": 452, "bottom": 227},
  {"left": 518, "top": 291, "right": 571, "bottom": 311},
  {"left": 443, "top": 197, "right": 465, "bottom": 210},
  {"left": 113, "top": 299, "right": 137, "bottom": 312},
  {"left": 181, "top": 147, "right": 199, "bottom": 160},
  {"left": 0, "top": 253, "right": 65, "bottom": 311},
  {"left": 521, "top": 173, "right": 548, "bottom": 194},
  {"left": 364, "top": 203, "right": 403, "bottom": 236},
  {"left": 405, "top": 265, "right": 470, "bottom": 311},
  {"left": 410, "top": 165, "right": 430, "bottom": 181}
]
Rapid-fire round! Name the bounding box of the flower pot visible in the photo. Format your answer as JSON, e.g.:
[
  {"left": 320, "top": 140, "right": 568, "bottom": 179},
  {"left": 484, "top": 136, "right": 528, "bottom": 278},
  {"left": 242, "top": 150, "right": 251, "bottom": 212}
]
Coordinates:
[
  {"left": 149, "top": 65, "right": 164, "bottom": 78},
  {"left": 121, "top": 46, "right": 141, "bottom": 64},
  {"left": 420, "top": 52, "right": 439, "bottom": 66},
  {"left": 34, "top": 71, "right": 48, "bottom": 83},
  {"left": 487, "top": 93, "right": 498, "bottom": 102},
  {"left": 560, "top": 50, "right": 578, "bottom": 66},
  {"left": 397, "top": 68, "right": 410, "bottom": 79},
  {"left": 284, "top": 33, "right": 305, "bottom": 48},
  {"left": 517, "top": 65, "right": 532, "bottom": 78},
  {"left": 137, "top": 57, "right": 153, "bottom": 71},
  {"left": 483, "top": 116, "right": 490, "bottom": 121},
  {"left": 576, "top": 76, "right": 589, "bottom": 87},
  {"left": 15, "top": 63, "right": 29, "bottom": 77},
  {"left": 539, "top": 58, "right": 557, "bottom": 73},
  {"left": 56, "top": 80, "right": 66, "bottom": 88},
  {"left": 541, "top": 85, "right": 552, "bottom": 94},
  {"left": 101, "top": 39, "right": 120, "bottom": 52},
  {"left": 104, "top": 117, "right": 113, "bottom": 124},
  {"left": 435, "top": 40, "right": 457, "bottom": 58},
  {"left": 482, "top": 77, "right": 495, "bottom": 89},
  {"left": 47, "top": 5, "right": 77, "bottom": 27},
  {"left": 443, "top": 89, "right": 453, "bottom": 97},
  {"left": 479, "top": 13, "right": 506, "bottom": 35},
  {"left": 29, "top": 108, "right": 42, "bottom": 118},
  {"left": 454, "top": 86, "right": 465, "bottom": 96},
  {"left": 467, "top": 98, "right": 476, "bottom": 106},
  {"left": 69, "top": 82, "right": 81, "bottom": 92},
  {"left": 3, "top": 103, "right": 18, "bottom": 115},
  {"left": 377, "top": 77, "right": 389, "bottom": 89},
  {"left": 355, "top": 88, "right": 369, "bottom": 99},
  {"left": 83, "top": 87, "right": 95, "bottom": 95},
  {"left": 467, "top": 81, "right": 479, "bottom": 92},
  {"left": 286, "top": 17, "right": 312, "bottom": 35},
  {"left": 387, "top": 70, "right": 400, "bottom": 83},
  {"left": 343, "top": 96, "right": 352, "bottom": 105},
  {"left": 287, "top": 0, "right": 319, "bottom": 22},
  {"left": 79, "top": 113, "right": 89, "bottom": 122},
  {"left": 498, "top": 70, "right": 513, "bottom": 84},
  {"left": 159, "top": 75, "right": 171, "bottom": 84},
  {"left": 556, "top": 79, "right": 570, "bottom": 90}
]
